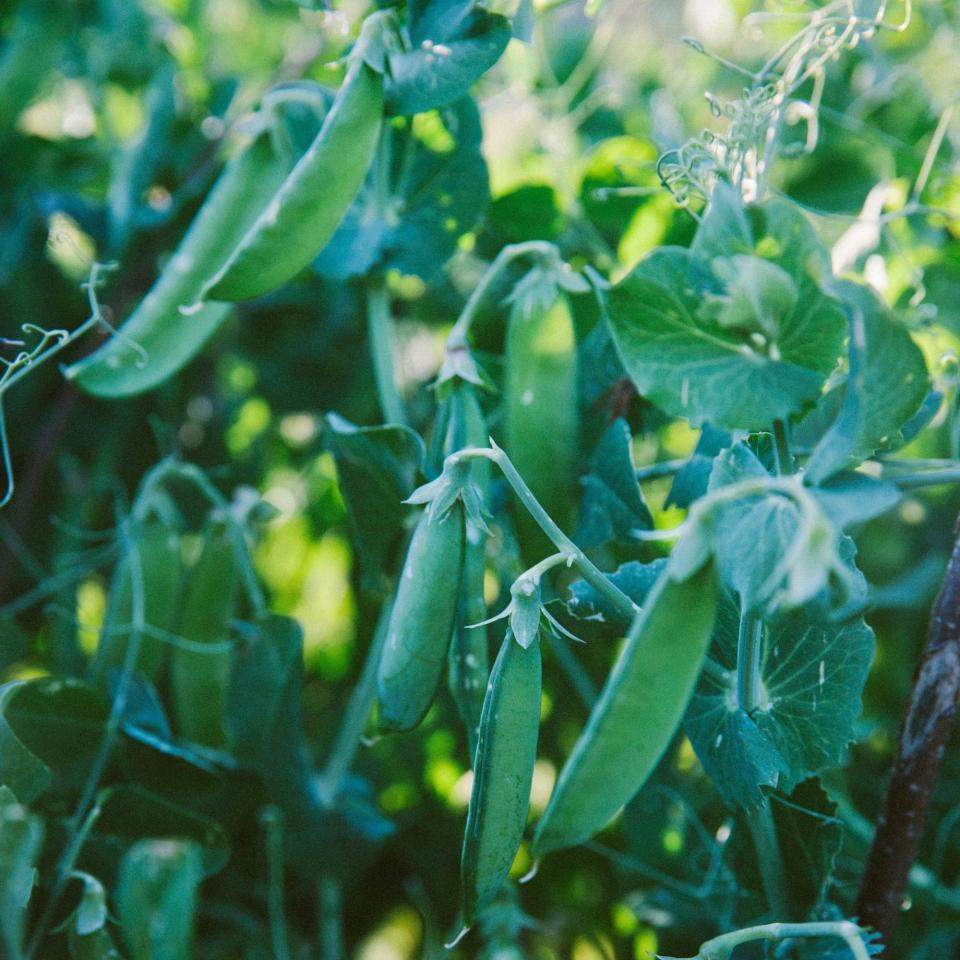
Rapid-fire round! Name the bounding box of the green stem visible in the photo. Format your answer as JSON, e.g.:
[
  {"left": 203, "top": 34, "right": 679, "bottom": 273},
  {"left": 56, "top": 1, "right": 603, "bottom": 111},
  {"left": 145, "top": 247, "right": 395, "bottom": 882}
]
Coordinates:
[
  {"left": 261, "top": 806, "right": 291, "bottom": 960},
  {"left": 772, "top": 419, "right": 793, "bottom": 476},
  {"left": 682, "top": 921, "right": 871, "bottom": 960},
  {"left": 317, "top": 877, "right": 345, "bottom": 960},
  {"left": 736, "top": 612, "right": 763, "bottom": 713},
  {"left": 886, "top": 467, "right": 960, "bottom": 489},
  {"left": 451, "top": 444, "right": 637, "bottom": 624},
  {"left": 446, "top": 241, "right": 560, "bottom": 349},
  {"left": 635, "top": 459, "right": 687, "bottom": 483},
  {"left": 318, "top": 601, "right": 391, "bottom": 804},
  {"left": 366, "top": 279, "right": 406, "bottom": 426}
]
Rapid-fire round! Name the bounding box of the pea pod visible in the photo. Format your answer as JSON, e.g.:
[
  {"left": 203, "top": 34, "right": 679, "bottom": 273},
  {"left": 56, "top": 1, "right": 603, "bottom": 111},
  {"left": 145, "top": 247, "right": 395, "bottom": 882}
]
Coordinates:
[
  {"left": 532, "top": 564, "right": 717, "bottom": 857},
  {"left": 461, "top": 631, "right": 541, "bottom": 924},
  {"left": 441, "top": 385, "right": 491, "bottom": 759},
  {"left": 90, "top": 519, "right": 183, "bottom": 689},
  {"left": 65, "top": 124, "right": 299, "bottom": 398},
  {"left": 377, "top": 502, "right": 466, "bottom": 732},
  {"left": 171, "top": 522, "right": 239, "bottom": 747},
  {"left": 202, "top": 17, "right": 387, "bottom": 303},
  {"left": 504, "top": 277, "right": 579, "bottom": 549}
]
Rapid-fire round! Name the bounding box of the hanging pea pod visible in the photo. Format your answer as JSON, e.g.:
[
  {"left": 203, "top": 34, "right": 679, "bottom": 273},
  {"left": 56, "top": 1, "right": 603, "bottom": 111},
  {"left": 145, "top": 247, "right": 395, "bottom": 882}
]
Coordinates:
[
  {"left": 90, "top": 519, "right": 183, "bottom": 690},
  {"left": 64, "top": 94, "right": 323, "bottom": 398},
  {"left": 171, "top": 521, "right": 239, "bottom": 748},
  {"left": 461, "top": 630, "right": 541, "bottom": 924},
  {"left": 377, "top": 500, "right": 466, "bottom": 732},
  {"left": 442, "top": 384, "right": 491, "bottom": 759},
  {"left": 532, "top": 563, "right": 718, "bottom": 857},
  {"left": 202, "top": 14, "right": 389, "bottom": 302},
  {"left": 504, "top": 270, "right": 579, "bottom": 552}
]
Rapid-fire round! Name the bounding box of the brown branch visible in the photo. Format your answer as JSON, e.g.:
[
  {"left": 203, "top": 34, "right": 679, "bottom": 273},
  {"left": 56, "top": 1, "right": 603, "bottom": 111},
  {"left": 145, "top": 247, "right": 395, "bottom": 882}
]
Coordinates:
[{"left": 855, "top": 513, "right": 960, "bottom": 951}]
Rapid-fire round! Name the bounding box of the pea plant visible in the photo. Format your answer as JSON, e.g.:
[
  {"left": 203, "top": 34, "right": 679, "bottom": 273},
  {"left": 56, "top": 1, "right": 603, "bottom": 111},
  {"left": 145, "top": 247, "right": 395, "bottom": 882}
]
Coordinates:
[{"left": 2, "top": 0, "right": 960, "bottom": 958}]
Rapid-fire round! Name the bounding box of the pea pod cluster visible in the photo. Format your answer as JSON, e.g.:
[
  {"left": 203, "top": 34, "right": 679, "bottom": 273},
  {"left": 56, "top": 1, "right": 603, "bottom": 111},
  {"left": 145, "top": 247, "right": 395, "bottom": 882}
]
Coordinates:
[
  {"left": 377, "top": 500, "right": 466, "bottom": 732},
  {"left": 90, "top": 518, "right": 183, "bottom": 689},
  {"left": 532, "top": 563, "right": 718, "bottom": 857},
  {"left": 202, "top": 15, "right": 388, "bottom": 303},
  {"left": 504, "top": 272, "right": 579, "bottom": 551},
  {"left": 66, "top": 115, "right": 306, "bottom": 398},
  {"left": 461, "top": 629, "right": 541, "bottom": 924},
  {"left": 171, "top": 521, "right": 239, "bottom": 748}
]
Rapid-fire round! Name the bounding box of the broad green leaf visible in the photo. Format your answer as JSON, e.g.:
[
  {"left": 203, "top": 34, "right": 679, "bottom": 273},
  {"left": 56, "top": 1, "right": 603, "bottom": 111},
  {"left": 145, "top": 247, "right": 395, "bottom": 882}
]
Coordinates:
[
  {"left": 684, "top": 592, "right": 874, "bottom": 809},
  {"left": 607, "top": 187, "right": 845, "bottom": 430},
  {"left": 117, "top": 839, "right": 202, "bottom": 960},
  {"left": 385, "top": 1, "right": 511, "bottom": 116},
  {"left": 313, "top": 98, "right": 489, "bottom": 281},
  {"left": 576, "top": 418, "right": 653, "bottom": 549},
  {"left": 0, "top": 799, "right": 43, "bottom": 960},
  {"left": 325, "top": 414, "right": 424, "bottom": 594},
  {"left": 226, "top": 615, "right": 393, "bottom": 880},
  {"left": 563, "top": 558, "right": 665, "bottom": 637},
  {"left": 665, "top": 425, "right": 732, "bottom": 509},
  {"left": 731, "top": 779, "right": 842, "bottom": 921},
  {"left": 805, "top": 281, "right": 929, "bottom": 484},
  {"left": 0, "top": 678, "right": 110, "bottom": 803},
  {"left": 811, "top": 471, "right": 901, "bottom": 530},
  {"left": 86, "top": 785, "right": 230, "bottom": 879}
]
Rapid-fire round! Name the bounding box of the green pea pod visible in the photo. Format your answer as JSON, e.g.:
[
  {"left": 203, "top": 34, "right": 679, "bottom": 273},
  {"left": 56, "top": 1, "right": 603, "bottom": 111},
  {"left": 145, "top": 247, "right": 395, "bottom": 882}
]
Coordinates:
[
  {"left": 171, "top": 522, "right": 239, "bottom": 747},
  {"left": 202, "top": 22, "right": 386, "bottom": 302},
  {"left": 377, "top": 502, "right": 466, "bottom": 732},
  {"left": 504, "top": 278, "right": 579, "bottom": 548},
  {"left": 65, "top": 126, "right": 298, "bottom": 398},
  {"left": 443, "top": 385, "right": 491, "bottom": 758},
  {"left": 532, "top": 564, "right": 717, "bottom": 857},
  {"left": 90, "top": 520, "right": 183, "bottom": 689},
  {"left": 461, "top": 631, "right": 541, "bottom": 924}
]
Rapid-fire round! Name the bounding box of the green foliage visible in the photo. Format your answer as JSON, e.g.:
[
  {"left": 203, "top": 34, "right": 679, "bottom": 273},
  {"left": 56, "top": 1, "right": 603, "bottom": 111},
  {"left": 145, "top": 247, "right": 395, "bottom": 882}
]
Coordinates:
[{"left": 2, "top": 1, "right": 959, "bottom": 958}]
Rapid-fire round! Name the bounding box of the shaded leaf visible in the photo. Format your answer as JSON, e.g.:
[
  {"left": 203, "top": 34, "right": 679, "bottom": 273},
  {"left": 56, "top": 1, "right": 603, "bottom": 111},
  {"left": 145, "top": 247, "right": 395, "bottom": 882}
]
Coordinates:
[
  {"left": 576, "top": 418, "right": 653, "bottom": 549},
  {"left": 325, "top": 414, "right": 425, "bottom": 593}
]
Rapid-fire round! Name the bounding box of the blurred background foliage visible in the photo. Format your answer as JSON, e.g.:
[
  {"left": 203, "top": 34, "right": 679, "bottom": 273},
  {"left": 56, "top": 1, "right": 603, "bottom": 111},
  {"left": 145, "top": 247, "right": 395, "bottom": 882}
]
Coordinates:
[{"left": 2, "top": 0, "right": 960, "bottom": 957}]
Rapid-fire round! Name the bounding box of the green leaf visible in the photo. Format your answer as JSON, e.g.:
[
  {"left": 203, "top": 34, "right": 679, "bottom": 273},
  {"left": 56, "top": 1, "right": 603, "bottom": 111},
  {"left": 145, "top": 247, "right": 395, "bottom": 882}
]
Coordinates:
[
  {"left": 607, "top": 188, "right": 845, "bottom": 430},
  {"left": 665, "top": 425, "right": 731, "bottom": 510},
  {"left": 87, "top": 785, "right": 230, "bottom": 879},
  {"left": 731, "top": 779, "right": 843, "bottom": 921},
  {"left": 0, "top": 799, "right": 43, "bottom": 960},
  {"left": 576, "top": 418, "right": 653, "bottom": 549},
  {"left": 0, "top": 678, "right": 110, "bottom": 803},
  {"left": 811, "top": 471, "right": 901, "bottom": 530},
  {"left": 563, "top": 558, "right": 665, "bottom": 637},
  {"left": 117, "top": 839, "right": 202, "bottom": 960},
  {"left": 313, "top": 98, "right": 489, "bottom": 281},
  {"left": 684, "top": 592, "right": 874, "bottom": 809},
  {"left": 386, "top": 2, "right": 511, "bottom": 116},
  {"left": 226, "top": 615, "right": 393, "bottom": 880},
  {"left": 325, "top": 413, "right": 425, "bottom": 594},
  {"left": 805, "top": 281, "right": 930, "bottom": 484}
]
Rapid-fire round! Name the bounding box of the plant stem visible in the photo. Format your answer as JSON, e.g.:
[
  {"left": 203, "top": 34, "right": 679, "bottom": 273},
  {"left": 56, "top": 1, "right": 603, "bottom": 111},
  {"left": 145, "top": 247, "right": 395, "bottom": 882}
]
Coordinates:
[
  {"left": 736, "top": 608, "right": 789, "bottom": 920},
  {"left": 736, "top": 611, "right": 763, "bottom": 712},
  {"left": 772, "top": 419, "right": 793, "bottom": 476},
  {"left": 678, "top": 921, "right": 871, "bottom": 960},
  {"left": 317, "top": 876, "right": 345, "bottom": 960},
  {"left": 855, "top": 510, "right": 960, "bottom": 951},
  {"left": 635, "top": 458, "right": 687, "bottom": 483},
  {"left": 886, "top": 467, "right": 960, "bottom": 489},
  {"left": 261, "top": 806, "right": 291, "bottom": 960},
  {"left": 366, "top": 278, "right": 406, "bottom": 427},
  {"left": 446, "top": 241, "right": 560, "bottom": 349},
  {"left": 451, "top": 444, "right": 637, "bottom": 624},
  {"left": 318, "top": 601, "right": 391, "bottom": 804}
]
